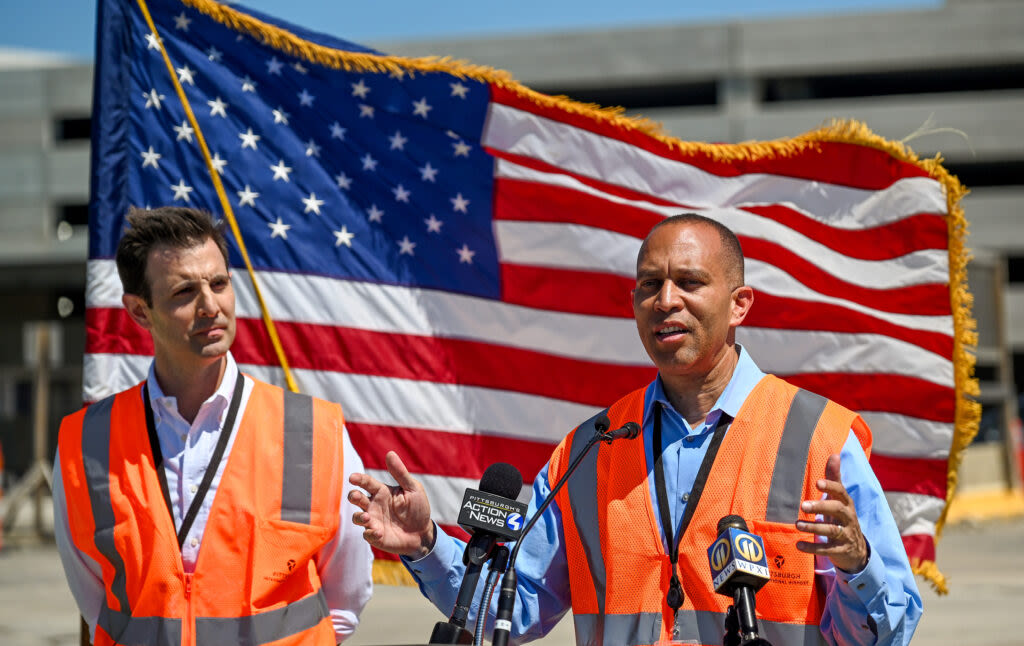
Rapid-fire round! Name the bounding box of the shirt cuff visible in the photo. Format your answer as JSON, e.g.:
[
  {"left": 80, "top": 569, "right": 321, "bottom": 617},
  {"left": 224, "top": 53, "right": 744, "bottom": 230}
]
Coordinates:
[
  {"left": 402, "top": 524, "right": 462, "bottom": 584},
  {"left": 833, "top": 539, "right": 883, "bottom": 606}
]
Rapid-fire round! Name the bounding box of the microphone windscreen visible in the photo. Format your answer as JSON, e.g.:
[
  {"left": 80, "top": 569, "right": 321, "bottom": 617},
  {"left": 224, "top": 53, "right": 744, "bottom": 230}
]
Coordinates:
[
  {"left": 717, "top": 514, "right": 748, "bottom": 534},
  {"left": 479, "top": 462, "right": 524, "bottom": 500},
  {"left": 594, "top": 415, "right": 611, "bottom": 433}
]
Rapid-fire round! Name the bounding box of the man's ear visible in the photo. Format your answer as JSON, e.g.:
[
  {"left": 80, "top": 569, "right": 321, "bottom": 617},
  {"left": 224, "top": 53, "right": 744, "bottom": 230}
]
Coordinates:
[
  {"left": 122, "top": 293, "right": 153, "bottom": 330},
  {"left": 730, "top": 285, "right": 754, "bottom": 328}
]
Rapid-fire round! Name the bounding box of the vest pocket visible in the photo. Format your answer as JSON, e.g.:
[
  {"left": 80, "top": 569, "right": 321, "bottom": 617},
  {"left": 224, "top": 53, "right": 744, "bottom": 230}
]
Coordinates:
[{"left": 252, "top": 518, "right": 332, "bottom": 606}]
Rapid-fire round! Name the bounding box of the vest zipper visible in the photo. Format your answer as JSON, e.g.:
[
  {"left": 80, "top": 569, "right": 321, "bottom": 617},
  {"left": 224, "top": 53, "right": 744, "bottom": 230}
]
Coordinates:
[{"left": 184, "top": 573, "right": 195, "bottom": 646}]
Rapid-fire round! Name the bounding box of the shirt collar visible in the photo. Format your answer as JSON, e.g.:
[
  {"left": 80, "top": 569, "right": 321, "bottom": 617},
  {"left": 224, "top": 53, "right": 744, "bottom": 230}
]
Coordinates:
[
  {"left": 642, "top": 344, "right": 766, "bottom": 428},
  {"left": 147, "top": 352, "right": 239, "bottom": 427}
]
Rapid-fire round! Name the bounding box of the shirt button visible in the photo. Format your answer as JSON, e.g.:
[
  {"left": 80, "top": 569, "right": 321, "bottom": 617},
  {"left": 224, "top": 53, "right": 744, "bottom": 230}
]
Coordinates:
[
  {"left": 681, "top": 492, "right": 690, "bottom": 502},
  {"left": 190, "top": 484, "right": 198, "bottom": 494},
  {"left": 190, "top": 538, "right": 198, "bottom": 547}
]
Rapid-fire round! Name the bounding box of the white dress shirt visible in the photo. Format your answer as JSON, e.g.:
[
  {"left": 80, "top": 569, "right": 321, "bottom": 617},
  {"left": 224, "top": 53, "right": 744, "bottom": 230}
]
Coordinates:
[{"left": 53, "top": 353, "right": 373, "bottom": 643}]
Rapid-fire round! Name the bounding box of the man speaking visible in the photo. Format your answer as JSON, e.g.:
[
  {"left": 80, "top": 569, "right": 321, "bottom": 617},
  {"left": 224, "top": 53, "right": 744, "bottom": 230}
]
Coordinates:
[
  {"left": 53, "top": 207, "right": 372, "bottom": 645},
  {"left": 349, "top": 214, "right": 922, "bottom": 645}
]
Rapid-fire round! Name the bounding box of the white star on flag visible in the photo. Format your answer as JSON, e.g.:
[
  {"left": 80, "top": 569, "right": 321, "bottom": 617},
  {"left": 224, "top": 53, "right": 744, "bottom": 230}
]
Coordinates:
[
  {"left": 456, "top": 244, "right": 475, "bottom": 264},
  {"left": 330, "top": 122, "right": 346, "bottom": 140},
  {"left": 358, "top": 104, "right": 375, "bottom": 118},
  {"left": 419, "top": 162, "right": 438, "bottom": 182},
  {"left": 143, "top": 89, "right": 165, "bottom": 110},
  {"left": 361, "top": 154, "right": 378, "bottom": 171},
  {"left": 140, "top": 146, "right": 161, "bottom": 169},
  {"left": 206, "top": 46, "right": 222, "bottom": 62},
  {"left": 451, "top": 193, "right": 470, "bottom": 213},
  {"left": 266, "top": 56, "right": 284, "bottom": 75},
  {"left": 425, "top": 215, "right": 443, "bottom": 233},
  {"left": 305, "top": 139, "right": 321, "bottom": 157},
  {"left": 237, "top": 185, "right": 259, "bottom": 207},
  {"left": 412, "top": 97, "right": 432, "bottom": 118},
  {"left": 145, "top": 33, "right": 161, "bottom": 50},
  {"left": 209, "top": 153, "right": 228, "bottom": 174},
  {"left": 397, "top": 236, "right": 416, "bottom": 255},
  {"left": 367, "top": 205, "right": 384, "bottom": 222},
  {"left": 388, "top": 131, "right": 408, "bottom": 150},
  {"left": 170, "top": 179, "right": 193, "bottom": 202},
  {"left": 238, "top": 128, "right": 260, "bottom": 150},
  {"left": 270, "top": 160, "right": 293, "bottom": 181},
  {"left": 208, "top": 97, "right": 228, "bottom": 117},
  {"left": 351, "top": 79, "right": 370, "bottom": 98},
  {"left": 302, "top": 193, "right": 325, "bottom": 214},
  {"left": 173, "top": 121, "right": 194, "bottom": 142},
  {"left": 176, "top": 65, "right": 195, "bottom": 85},
  {"left": 450, "top": 82, "right": 469, "bottom": 98},
  {"left": 335, "top": 172, "right": 352, "bottom": 190},
  {"left": 298, "top": 89, "right": 315, "bottom": 106},
  {"left": 453, "top": 141, "right": 471, "bottom": 157},
  {"left": 173, "top": 12, "right": 191, "bottom": 30},
  {"left": 334, "top": 226, "right": 355, "bottom": 247},
  {"left": 240, "top": 75, "right": 257, "bottom": 92},
  {"left": 273, "top": 107, "right": 290, "bottom": 124},
  {"left": 293, "top": 62, "right": 308, "bottom": 74},
  {"left": 268, "top": 217, "right": 291, "bottom": 239},
  {"left": 393, "top": 184, "right": 411, "bottom": 202}
]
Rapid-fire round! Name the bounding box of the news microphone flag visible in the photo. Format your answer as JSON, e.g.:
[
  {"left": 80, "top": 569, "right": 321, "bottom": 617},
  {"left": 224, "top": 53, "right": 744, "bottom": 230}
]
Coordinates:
[{"left": 88, "top": 0, "right": 977, "bottom": 590}]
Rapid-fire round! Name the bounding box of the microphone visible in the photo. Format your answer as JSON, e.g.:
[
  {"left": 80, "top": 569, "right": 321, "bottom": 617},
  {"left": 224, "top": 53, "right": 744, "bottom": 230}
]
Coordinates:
[
  {"left": 492, "top": 412, "right": 640, "bottom": 646},
  {"left": 430, "top": 463, "right": 527, "bottom": 644},
  {"left": 707, "top": 515, "right": 772, "bottom": 646}
]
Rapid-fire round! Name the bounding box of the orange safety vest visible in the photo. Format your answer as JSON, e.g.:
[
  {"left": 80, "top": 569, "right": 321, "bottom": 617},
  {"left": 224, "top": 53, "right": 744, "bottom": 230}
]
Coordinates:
[
  {"left": 548, "top": 375, "right": 871, "bottom": 646},
  {"left": 57, "top": 377, "right": 345, "bottom": 646}
]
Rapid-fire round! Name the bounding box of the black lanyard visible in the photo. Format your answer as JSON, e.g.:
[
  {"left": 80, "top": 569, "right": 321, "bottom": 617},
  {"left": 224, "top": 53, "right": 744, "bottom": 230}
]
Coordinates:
[
  {"left": 652, "top": 402, "right": 731, "bottom": 617},
  {"left": 143, "top": 374, "right": 245, "bottom": 548}
]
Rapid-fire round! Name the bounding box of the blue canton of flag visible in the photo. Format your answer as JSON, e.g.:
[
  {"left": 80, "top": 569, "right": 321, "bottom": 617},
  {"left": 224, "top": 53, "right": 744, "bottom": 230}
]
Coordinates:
[{"left": 93, "top": 0, "right": 499, "bottom": 298}]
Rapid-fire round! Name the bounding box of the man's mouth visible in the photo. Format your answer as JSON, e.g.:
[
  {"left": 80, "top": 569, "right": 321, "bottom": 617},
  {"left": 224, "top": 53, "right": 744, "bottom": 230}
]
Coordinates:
[{"left": 655, "top": 325, "right": 689, "bottom": 340}]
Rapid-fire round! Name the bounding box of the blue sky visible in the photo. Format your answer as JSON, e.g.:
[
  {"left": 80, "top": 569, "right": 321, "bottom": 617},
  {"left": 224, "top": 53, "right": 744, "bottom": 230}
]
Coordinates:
[{"left": 2, "top": 0, "right": 939, "bottom": 61}]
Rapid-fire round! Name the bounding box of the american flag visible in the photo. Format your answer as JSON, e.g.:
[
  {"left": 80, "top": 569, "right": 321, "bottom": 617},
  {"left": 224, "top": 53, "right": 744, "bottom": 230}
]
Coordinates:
[{"left": 88, "top": 0, "right": 975, "bottom": 589}]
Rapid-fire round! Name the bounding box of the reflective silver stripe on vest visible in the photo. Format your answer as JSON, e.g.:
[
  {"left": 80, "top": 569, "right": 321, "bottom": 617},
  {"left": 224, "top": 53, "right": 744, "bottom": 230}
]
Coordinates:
[
  {"left": 574, "top": 610, "right": 825, "bottom": 646},
  {"left": 194, "top": 588, "right": 329, "bottom": 645},
  {"left": 765, "top": 389, "right": 828, "bottom": 523},
  {"left": 83, "top": 394, "right": 183, "bottom": 646},
  {"left": 97, "top": 607, "right": 182, "bottom": 646},
  {"left": 281, "top": 390, "right": 314, "bottom": 524},
  {"left": 565, "top": 410, "right": 608, "bottom": 617},
  {"left": 574, "top": 612, "right": 661, "bottom": 646}
]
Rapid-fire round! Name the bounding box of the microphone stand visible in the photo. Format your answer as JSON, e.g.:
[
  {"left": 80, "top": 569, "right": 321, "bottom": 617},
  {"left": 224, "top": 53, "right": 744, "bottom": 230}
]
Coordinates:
[{"left": 492, "top": 420, "right": 629, "bottom": 646}]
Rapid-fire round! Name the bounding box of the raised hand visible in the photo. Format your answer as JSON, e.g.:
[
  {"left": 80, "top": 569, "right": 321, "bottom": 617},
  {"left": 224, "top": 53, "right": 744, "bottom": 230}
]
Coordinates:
[
  {"left": 348, "top": 451, "right": 436, "bottom": 559},
  {"left": 795, "top": 453, "right": 869, "bottom": 573}
]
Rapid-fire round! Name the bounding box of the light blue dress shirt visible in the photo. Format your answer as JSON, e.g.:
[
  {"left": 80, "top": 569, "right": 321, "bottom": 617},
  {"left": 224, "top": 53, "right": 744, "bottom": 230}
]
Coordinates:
[{"left": 405, "top": 346, "right": 922, "bottom": 645}]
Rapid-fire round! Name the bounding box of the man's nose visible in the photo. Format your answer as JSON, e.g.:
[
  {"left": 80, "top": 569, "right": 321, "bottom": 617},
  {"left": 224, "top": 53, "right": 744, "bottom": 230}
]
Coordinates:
[
  {"left": 655, "top": 281, "right": 680, "bottom": 311},
  {"left": 196, "top": 285, "right": 219, "bottom": 317}
]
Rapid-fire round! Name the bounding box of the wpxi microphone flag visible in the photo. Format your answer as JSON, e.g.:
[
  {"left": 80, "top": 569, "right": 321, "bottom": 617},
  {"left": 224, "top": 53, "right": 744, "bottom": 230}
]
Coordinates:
[{"left": 88, "top": 0, "right": 977, "bottom": 590}]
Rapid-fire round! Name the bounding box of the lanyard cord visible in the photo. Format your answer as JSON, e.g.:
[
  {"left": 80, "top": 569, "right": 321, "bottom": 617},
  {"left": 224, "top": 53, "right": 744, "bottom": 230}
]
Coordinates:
[
  {"left": 143, "top": 375, "right": 245, "bottom": 548},
  {"left": 652, "top": 402, "right": 732, "bottom": 620}
]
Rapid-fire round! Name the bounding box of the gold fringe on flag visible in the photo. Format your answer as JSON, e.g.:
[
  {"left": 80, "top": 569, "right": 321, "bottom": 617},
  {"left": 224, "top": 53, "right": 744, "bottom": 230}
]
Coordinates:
[{"left": 172, "top": 0, "right": 978, "bottom": 593}]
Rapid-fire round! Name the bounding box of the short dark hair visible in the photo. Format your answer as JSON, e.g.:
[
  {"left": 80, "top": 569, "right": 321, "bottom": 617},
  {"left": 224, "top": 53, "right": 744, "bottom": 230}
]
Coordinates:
[
  {"left": 639, "top": 213, "right": 745, "bottom": 287},
  {"left": 115, "top": 206, "right": 229, "bottom": 304}
]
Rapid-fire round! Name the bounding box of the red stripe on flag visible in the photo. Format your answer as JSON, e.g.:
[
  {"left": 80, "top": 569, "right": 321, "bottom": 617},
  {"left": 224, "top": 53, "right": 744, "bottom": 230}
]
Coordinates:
[
  {"left": 86, "top": 308, "right": 656, "bottom": 406},
  {"left": 741, "top": 205, "right": 949, "bottom": 260},
  {"left": 870, "top": 453, "right": 947, "bottom": 498},
  {"left": 490, "top": 86, "right": 933, "bottom": 189},
  {"left": 901, "top": 534, "right": 936, "bottom": 565},
  {"left": 347, "top": 422, "right": 555, "bottom": 482},
  {"left": 781, "top": 373, "right": 955, "bottom": 422},
  {"left": 745, "top": 293, "right": 953, "bottom": 359},
  {"left": 494, "top": 177, "right": 663, "bottom": 239},
  {"left": 500, "top": 264, "right": 636, "bottom": 318},
  {"left": 740, "top": 237, "right": 951, "bottom": 316}
]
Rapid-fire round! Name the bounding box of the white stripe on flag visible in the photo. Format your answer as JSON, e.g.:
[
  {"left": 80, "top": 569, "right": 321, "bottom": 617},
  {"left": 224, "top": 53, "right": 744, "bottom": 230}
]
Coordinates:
[
  {"left": 738, "top": 328, "right": 954, "bottom": 387},
  {"left": 861, "top": 412, "right": 952, "bottom": 459},
  {"left": 885, "top": 491, "right": 945, "bottom": 536}
]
